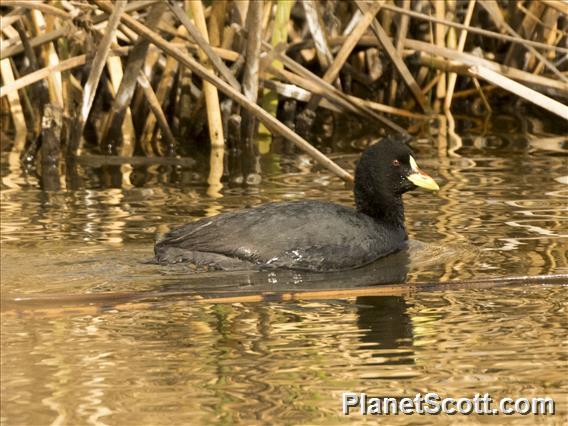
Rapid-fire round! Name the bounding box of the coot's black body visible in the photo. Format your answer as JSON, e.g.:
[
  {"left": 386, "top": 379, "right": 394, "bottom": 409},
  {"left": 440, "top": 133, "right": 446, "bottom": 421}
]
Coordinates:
[
  {"left": 155, "top": 201, "right": 407, "bottom": 271},
  {"left": 154, "top": 137, "right": 439, "bottom": 271}
]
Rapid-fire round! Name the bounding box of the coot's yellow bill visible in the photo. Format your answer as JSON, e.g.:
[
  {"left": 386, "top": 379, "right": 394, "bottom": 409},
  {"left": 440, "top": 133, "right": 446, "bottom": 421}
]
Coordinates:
[{"left": 406, "top": 156, "right": 440, "bottom": 191}]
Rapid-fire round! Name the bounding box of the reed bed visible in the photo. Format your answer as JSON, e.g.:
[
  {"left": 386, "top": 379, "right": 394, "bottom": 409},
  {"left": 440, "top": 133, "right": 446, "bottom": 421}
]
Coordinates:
[{"left": 1, "top": 0, "right": 566, "bottom": 189}]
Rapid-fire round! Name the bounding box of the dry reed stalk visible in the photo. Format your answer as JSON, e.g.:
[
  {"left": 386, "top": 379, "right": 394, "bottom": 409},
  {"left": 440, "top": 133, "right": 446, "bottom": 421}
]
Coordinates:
[
  {"left": 208, "top": 0, "right": 226, "bottom": 47},
  {"left": 356, "top": 0, "right": 431, "bottom": 114},
  {"left": 267, "top": 65, "right": 354, "bottom": 114},
  {"left": 30, "top": 10, "right": 63, "bottom": 108},
  {"left": 445, "top": 0, "right": 476, "bottom": 111},
  {"left": 471, "top": 77, "right": 492, "bottom": 113},
  {"left": 421, "top": 73, "right": 443, "bottom": 96},
  {"left": 105, "top": 38, "right": 136, "bottom": 157},
  {"left": 1, "top": 1, "right": 70, "bottom": 20},
  {"left": 264, "top": 44, "right": 406, "bottom": 133},
  {"left": 0, "top": 55, "right": 26, "bottom": 151},
  {"left": 139, "top": 27, "right": 184, "bottom": 154},
  {"left": 468, "top": 65, "right": 568, "bottom": 120},
  {"left": 301, "top": 0, "right": 383, "bottom": 120},
  {"left": 261, "top": 78, "right": 334, "bottom": 106},
  {"left": 100, "top": 3, "right": 166, "bottom": 155},
  {"left": 452, "top": 84, "right": 496, "bottom": 99},
  {"left": 349, "top": 95, "right": 429, "bottom": 121},
  {"left": 188, "top": 0, "right": 225, "bottom": 197},
  {"left": 1, "top": 2, "right": 157, "bottom": 60},
  {"left": 262, "top": 77, "right": 428, "bottom": 121},
  {"left": 541, "top": 0, "right": 568, "bottom": 15},
  {"left": 261, "top": 0, "right": 273, "bottom": 42},
  {"left": 302, "top": 0, "right": 333, "bottom": 72},
  {"left": 379, "top": 3, "right": 568, "bottom": 54},
  {"left": 241, "top": 0, "right": 263, "bottom": 147},
  {"left": 0, "top": 13, "right": 22, "bottom": 32},
  {"left": 136, "top": 72, "right": 177, "bottom": 155},
  {"left": 11, "top": 21, "right": 42, "bottom": 142},
  {"left": 94, "top": 0, "right": 353, "bottom": 182},
  {"left": 516, "top": 2, "right": 560, "bottom": 40},
  {"left": 389, "top": 0, "right": 410, "bottom": 104},
  {"left": 504, "top": 0, "right": 544, "bottom": 68},
  {"left": 181, "top": 42, "right": 240, "bottom": 62},
  {"left": 169, "top": 2, "right": 240, "bottom": 91},
  {"left": 433, "top": 0, "right": 446, "bottom": 102},
  {"left": 529, "top": 6, "right": 562, "bottom": 77},
  {"left": 259, "top": 0, "right": 293, "bottom": 143},
  {"left": 407, "top": 40, "right": 568, "bottom": 95},
  {"left": 233, "top": 0, "right": 249, "bottom": 25},
  {"left": 66, "top": 0, "right": 127, "bottom": 157},
  {"left": 480, "top": 0, "right": 566, "bottom": 83},
  {"left": 0, "top": 55, "right": 86, "bottom": 99},
  {"left": 1, "top": 26, "right": 66, "bottom": 59},
  {"left": 133, "top": 46, "right": 161, "bottom": 140}
]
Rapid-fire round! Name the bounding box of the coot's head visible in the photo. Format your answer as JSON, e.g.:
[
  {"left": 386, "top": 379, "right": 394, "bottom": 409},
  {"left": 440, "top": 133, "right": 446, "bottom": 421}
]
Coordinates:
[{"left": 354, "top": 136, "right": 439, "bottom": 221}]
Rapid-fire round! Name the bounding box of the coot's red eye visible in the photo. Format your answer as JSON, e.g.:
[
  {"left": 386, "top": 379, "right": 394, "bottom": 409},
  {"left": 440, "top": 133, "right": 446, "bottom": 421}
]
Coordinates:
[{"left": 392, "top": 159, "right": 400, "bottom": 166}]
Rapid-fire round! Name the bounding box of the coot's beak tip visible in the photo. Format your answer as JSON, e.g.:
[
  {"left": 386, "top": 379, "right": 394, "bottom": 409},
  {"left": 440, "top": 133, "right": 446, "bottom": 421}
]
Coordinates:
[{"left": 407, "top": 156, "right": 440, "bottom": 191}]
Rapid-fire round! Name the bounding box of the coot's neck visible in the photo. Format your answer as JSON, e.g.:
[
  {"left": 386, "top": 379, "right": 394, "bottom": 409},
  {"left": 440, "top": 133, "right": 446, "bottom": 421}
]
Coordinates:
[{"left": 355, "top": 192, "right": 407, "bottom": 230}]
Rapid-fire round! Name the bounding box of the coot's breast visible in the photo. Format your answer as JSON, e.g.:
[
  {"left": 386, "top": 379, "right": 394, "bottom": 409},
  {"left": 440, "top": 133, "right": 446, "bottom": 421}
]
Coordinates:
[{"left": 155, "top": 201, "right": 407, "bottom": 271}]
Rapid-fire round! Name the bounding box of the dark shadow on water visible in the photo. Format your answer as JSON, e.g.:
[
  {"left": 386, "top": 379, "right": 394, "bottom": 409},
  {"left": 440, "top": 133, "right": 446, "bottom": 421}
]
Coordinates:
[
  {"left": 156, "top": 243, "right": 412, "bottom": 294},
  {"left": 356, "top": 296, "right": 415, "bottom": 367}
]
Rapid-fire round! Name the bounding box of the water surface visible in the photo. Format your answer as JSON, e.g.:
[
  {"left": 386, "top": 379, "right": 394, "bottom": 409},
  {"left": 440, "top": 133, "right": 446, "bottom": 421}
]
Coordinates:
[{"left": 1, "top": 117, "right": 567, "bottom": 424}]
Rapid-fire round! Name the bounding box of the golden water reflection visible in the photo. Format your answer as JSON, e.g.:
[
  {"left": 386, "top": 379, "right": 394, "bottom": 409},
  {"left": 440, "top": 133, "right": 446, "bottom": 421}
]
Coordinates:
[
  {"left": 2, "top": 285, "right": 566, "bottom": 425},
  {"left": 1, "top": 124, "right": 567, "bottom": 424}
]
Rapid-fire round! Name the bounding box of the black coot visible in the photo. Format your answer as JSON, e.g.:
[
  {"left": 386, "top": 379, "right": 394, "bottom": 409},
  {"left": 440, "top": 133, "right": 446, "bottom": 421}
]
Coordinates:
[{"left": 154, "top": 136, "right": 439, "bottom": 271}]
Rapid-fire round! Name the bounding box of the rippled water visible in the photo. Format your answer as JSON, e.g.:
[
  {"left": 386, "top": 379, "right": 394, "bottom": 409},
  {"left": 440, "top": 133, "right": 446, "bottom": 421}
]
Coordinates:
[{"left": 1, "top": 117, "right": 567, "bottom": 425}]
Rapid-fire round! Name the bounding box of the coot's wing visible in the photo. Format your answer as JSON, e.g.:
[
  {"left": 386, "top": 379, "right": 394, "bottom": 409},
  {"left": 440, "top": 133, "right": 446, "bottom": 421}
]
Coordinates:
[{"left": 155, "top": 201, "right": 404, "bottom": 271}]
